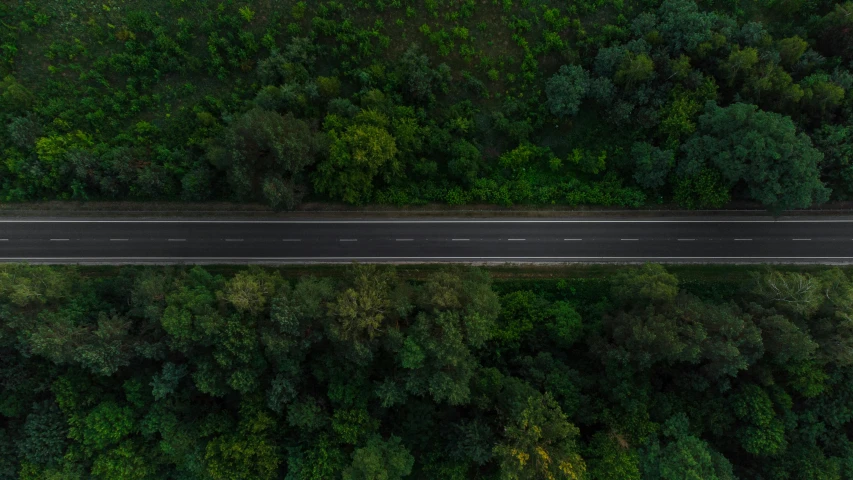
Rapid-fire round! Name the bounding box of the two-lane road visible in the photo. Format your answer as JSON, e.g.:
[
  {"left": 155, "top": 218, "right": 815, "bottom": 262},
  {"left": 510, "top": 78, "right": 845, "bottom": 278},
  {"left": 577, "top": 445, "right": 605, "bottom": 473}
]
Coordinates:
[{"left": 0, "top": 217, "right": 851, "bottom": 263}]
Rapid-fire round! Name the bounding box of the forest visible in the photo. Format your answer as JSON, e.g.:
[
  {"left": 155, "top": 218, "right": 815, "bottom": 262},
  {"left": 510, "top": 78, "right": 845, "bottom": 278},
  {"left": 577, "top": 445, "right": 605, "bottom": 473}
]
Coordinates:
[
  {"left": 1, "top": 0, "right": 852, "bottom": 212},
  {"left": 2, "top": 263, "right": 853, "bottom": 478}
]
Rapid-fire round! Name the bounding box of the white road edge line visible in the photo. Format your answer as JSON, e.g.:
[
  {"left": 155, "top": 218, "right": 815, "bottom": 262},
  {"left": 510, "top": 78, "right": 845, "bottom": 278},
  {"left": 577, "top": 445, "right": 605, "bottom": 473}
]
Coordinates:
[
  {"left": 4, "top": 256, "right": 853, "bottom": 260},
  {"left": 564, "top": 239, "right": 582, "bottom": 241},
  {"left": 621, "top": 239, "right": 638, "bottom": 241},
  {"left": 5, "top": 219, "right": 853, "bottom": 223},
  {"left": 452, "top": 239, "right": 470, "bottom": 241},
  {"left": 792, "top": 239, "right": 811, "bottom": 241},
  {"left": 508, "top": 239, "right": 526, "bottom": 241}
]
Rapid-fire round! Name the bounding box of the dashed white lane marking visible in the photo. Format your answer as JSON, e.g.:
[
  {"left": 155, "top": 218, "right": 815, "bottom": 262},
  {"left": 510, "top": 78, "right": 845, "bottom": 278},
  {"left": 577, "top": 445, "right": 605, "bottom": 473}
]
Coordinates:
[
  {"left": 50, "top": 239, "right": 69, "bottom": 241},
  {"left": 452, "top": 238, "right": 470, "bottom": 241},
  {"left": 110, "top": 239, "right": 128, "bottom": 241},
  {"left": 339, "top": 239, "right": 357, "bottom": 242},
  {"left": 396, "top": 239, "right": 413, "bottom": 241},
  {"left": 0, "top": 239, "right": 7, "bottom": 241},
  {"left": 678, "top": 239, "right": 695, "bottom": 241},
  {"left": 734, "top": 238, "right": 752, "bottom": 241},
  {"left": 282, "top": 239, "right": 301, "bottom": 242},
  {"left": 792, "top": 239, "right": 811, "bottom": 241},
  {"left": 508, "top": 238, "right": 526, "bottom": 241},
  {"left": 168, "top": 239, "right": 186, "bottom": 242},
  {"left": 564, "top": 238, "right": 582, "bottom": 241},
  {"left": 621, "top": 239, "right": 638, "bottom": 241},
  {"left": 225, "top": 239, "right": 243, "bottom": 242}
]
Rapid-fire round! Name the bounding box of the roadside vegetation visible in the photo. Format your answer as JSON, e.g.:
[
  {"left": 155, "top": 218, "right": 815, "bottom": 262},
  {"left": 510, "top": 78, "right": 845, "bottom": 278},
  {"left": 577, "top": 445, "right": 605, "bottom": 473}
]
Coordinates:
[
  {"left": 1, "top": 0, "right": 852, "bottom": 212},
  {"left": 2, "top": 263, "right": 853, "bottom": 478}
]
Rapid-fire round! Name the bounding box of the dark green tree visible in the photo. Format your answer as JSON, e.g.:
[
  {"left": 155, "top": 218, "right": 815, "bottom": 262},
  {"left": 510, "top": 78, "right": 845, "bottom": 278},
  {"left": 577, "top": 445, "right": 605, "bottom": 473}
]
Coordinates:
[
  {"left": 631, "top": 142, "right": 674, "bottom": 189},
  {"left": 546, "top": 65, "right": 591, "bottom": 118},
  {"left": 205, "top": 108, "right": 317, "bottom": 207},
  {"left": 680, "top": 102, "right": 830, "bottom": 212}
]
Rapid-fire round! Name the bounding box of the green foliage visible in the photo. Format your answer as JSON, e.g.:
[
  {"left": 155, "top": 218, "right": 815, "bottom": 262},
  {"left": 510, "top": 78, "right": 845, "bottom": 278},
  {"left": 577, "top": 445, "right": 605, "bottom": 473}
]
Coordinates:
[
  {"left": 499, "top": 143, "right": 548, "bottom": 175},
  {"left": 0, "top": 265, "right": 73, "bottom": 307},
  {"left": 568, "top": 148, "right": 607, "bottom": 175},
  {"left": 238, "top": 6, "right": 255, "bottom": 23},
  {"left": 205, "top": 108, "right": 317, "bottom": 206},
  {"left": 586, "top": 432, "right": 640, "bottom": 480},
  {"left": 18, "top": 402, "right": 68, "bottom": 467},
  {"left": 722, "top": 46, "right": 759, "bottom": 84},
  {"left": 731, "top": 385, "right": 787, "bottom": 455},
  {"left": 314, "top": 109, "right": 400, "bottom": 204},
  {"left": 0, "top": 0, "right": 845, "bottom": 211},
  {"left": 82, "top": 402, "right": 134, "bottom": 451},
  {"left": 813, "top": 124, "right": 853, "bottom": 199},
  {"left": 205, "top": 401, "right": 281, "bottom": 479},
  {"left": 547, "top": 301, "right": 583, "bottom": 348},
  {"left": 285, "top": 435, "right": 346, "bottom": 480},
  {"left": 777, "top": 36, "right": 809, "bottom": 67},
  {"left": 2, "top": 264, "right": 853, "bottom": 478},
  {"left": 493, "top": 393, "right": 586, "bottom": 479},
  {"left": 673, "top": 168, "right": 730, "bottom": 209},
  {"left": 327, "top": 264, "right": 396, "bottom": 343},
  {"left": 750, "top": 269, "right": 824, "bottom": 317},
  {"left": 632, "top": 142, "right": 674, "bottom": 189},
  {"left": 150, "top": 362, "right": 188, "bottom": 401},
  {"left": 546, "top": 65, "right": 591, "bottom": 118},
  {"left": 91, "top": 440, "right": 155, "bottom": 480},
  {"left": 332, "top": 408, "right": 379, "bottom": 445},
  {"left": 0, "top": 75, "right": 34, "bottom": 112},
  {"left": 343, "top": 435, "right": 414, "bottom": 480},
  {"left": 801, "top": 74, "right": 846, "bottom": 115},
  {"left": 610, "top": 263, "right": 679, "bottom": 306},
  {"left": 680, "top": 102, "right": 830, "bottom": 213},
  {"left": 655, "top": 0, "right": 722, "bottom": 54},
  {"left": 615, "top": 53, "right": 655, "bottom": 87},
  {"left": 397, "top": 44, "right": 451, "bottom": 104},
  {"left": 640, "top": 414, "right": 735, "bottom": 480},
  {"left": 219, "top": 268, "right": 281, "bottom": 315}
]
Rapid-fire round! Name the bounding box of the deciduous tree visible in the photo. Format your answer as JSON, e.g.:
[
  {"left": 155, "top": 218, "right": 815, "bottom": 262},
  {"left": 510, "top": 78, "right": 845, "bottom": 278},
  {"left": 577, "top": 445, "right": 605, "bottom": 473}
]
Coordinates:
[
  {"left": 546, "top": 65, "right": 591, "bottom": 118},
  {"left": 680, "top": 102, "right": 830, "bottom": 213}
]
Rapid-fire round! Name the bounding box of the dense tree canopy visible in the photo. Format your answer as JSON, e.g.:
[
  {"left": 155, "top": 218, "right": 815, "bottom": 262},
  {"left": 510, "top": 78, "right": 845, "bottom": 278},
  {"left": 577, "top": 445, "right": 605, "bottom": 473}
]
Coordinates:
[
  {"left": 2, "top": 263, "right": 853, "bottom": 478},
  {"left": 0, "top": 0, "right": 851, "bottom": 211}
]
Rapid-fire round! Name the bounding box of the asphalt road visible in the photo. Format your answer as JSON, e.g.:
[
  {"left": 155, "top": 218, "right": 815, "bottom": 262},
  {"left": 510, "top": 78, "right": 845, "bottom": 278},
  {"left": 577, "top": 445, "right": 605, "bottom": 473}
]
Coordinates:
[{"left": 0, "top": 217, "right": 851, "bottom": 263}]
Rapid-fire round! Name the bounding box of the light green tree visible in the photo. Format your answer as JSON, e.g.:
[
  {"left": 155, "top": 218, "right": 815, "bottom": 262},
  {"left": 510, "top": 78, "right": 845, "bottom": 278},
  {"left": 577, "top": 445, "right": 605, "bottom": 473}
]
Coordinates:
[
  {"left": 493, "top": 393, "right": 586, "bottom": 480},
  {"left": 342, "top": 435, "right": 414, "bottom": 480},
  {"left": 610, "top": 263, "right": 679, "bottom": 307},
  {"left": 314, "top": 110, "right": 400, "bottom": 204}
]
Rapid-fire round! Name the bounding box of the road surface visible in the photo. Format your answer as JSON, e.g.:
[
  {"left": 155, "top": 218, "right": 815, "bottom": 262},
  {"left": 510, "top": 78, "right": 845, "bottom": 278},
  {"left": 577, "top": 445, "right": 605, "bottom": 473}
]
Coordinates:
[{"left": 0, "top": 217, "right": 851, "bottom": 263}]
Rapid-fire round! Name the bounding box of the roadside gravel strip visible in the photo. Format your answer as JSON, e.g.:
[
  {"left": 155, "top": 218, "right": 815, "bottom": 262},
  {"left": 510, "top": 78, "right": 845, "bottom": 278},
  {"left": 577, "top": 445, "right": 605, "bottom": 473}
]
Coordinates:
[
  {"left": 0, "top": 217, "right": 852, "bottom": 264},
  {"left": 4, "top": 200, "right": 853, "bottom": 218}
]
